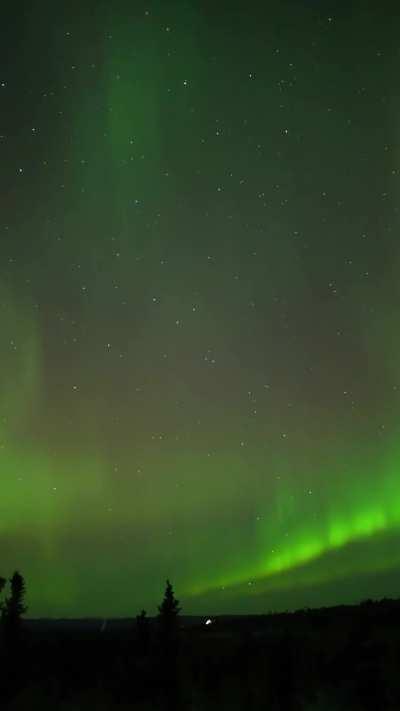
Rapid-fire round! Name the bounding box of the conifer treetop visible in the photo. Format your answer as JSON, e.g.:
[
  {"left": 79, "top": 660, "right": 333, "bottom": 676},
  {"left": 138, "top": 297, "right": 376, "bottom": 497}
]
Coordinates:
[{"left": 158, "top": 579, "right": 181, "bottom": 617}]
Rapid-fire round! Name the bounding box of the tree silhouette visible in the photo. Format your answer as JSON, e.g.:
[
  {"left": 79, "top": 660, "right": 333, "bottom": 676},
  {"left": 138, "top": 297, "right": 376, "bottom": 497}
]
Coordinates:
[
  {"left": 157, "top": 580, "right": 183, "bottom": 708},
  {"left": 0, "top": 572, "right": 28, "bottom": 702},
  {"left": 1, "top": 571, "right": 27, "bottom": 650},
  {"left": 157, "top": 579, "right": 181, "bottom": 655},
  {"left": 158, "top": 579, "right": 181, "bottom": 623}
]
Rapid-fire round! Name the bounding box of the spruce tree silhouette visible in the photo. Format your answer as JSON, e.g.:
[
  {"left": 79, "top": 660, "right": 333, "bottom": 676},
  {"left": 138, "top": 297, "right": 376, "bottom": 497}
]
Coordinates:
[
  {"left": 1, "top": 571, "right": 27, "bottom": 651},
  {"left": 156, "top": 580, "right": 183, "bottom": 710},
  {"left": 157, "top": 579, "right": 181, "bottom": 645},
  {"left": 0, "top": 572, "right": 28, "bottom": 702},
  {"left": 157, "top": 579, "right": 181, "bottom": 663}
]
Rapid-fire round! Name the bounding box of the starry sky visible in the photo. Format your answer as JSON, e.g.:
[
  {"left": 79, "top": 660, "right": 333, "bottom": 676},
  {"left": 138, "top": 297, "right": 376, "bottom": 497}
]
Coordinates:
[{"left": 1, "top": 0, "right": 400, "bottom": 618}]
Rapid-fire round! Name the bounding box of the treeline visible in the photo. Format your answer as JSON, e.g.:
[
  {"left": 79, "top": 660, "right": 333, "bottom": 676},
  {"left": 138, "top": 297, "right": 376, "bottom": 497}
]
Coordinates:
[
  {"left": 0, "top": 572, "right": 181, "bottom": 652},
  {"left": 1, "top": 571, "right": 400, "bottom": 709},
  {"left": 0, "top": 571, "right": 186, "bottom": 708}
]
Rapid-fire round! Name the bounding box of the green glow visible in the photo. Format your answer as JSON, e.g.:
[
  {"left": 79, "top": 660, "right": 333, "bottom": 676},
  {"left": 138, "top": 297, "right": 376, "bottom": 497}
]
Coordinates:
[
  {"left": 186, "top": 442, "right": 400, "bottom": 598},
  {"left": 2, "top": 286, "right": 400, "bottom": 615},
  {"left": 2, "top": 1, "right": 400, "bottom": 617}
]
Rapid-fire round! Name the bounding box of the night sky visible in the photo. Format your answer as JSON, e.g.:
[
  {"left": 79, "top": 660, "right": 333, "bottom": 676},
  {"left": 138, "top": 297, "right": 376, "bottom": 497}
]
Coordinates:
[{"left": 1, "top": 0, "right": 400, "bottom": 618}]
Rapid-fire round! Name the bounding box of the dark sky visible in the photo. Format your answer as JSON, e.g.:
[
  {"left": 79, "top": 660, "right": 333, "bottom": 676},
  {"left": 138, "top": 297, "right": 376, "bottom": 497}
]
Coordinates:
[{"left": 1, "top": 0, "right": 400, "bottom": 617}]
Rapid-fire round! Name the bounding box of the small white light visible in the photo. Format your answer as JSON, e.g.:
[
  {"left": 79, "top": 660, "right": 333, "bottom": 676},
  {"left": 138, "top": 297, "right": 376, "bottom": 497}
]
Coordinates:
[{"left": 205, "top": 618, "right": 212, "bottom": 625}]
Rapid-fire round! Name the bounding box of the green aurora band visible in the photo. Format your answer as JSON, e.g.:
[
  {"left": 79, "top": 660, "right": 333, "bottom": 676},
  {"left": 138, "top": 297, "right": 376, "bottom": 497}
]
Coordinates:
[
  {"left": 2, "top": 1, "right": 400, "bottom": 616},
  {"left": 185, "top": 438, "right": 400, "bottom": 599},
  {"left": 3, "top": 280, "right": 400, "bottom": 611}
]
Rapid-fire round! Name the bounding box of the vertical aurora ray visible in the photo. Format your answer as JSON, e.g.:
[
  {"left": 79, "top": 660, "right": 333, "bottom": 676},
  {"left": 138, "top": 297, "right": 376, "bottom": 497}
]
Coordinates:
[
  {"left": 0, "top": 282, "right": 42, "bottom": 439},
  {"left": 0, "top": 283, "right": 112, "bottom": 613},
  {"left": 72, "top": 1, "right": 209, "bottom": 253}
]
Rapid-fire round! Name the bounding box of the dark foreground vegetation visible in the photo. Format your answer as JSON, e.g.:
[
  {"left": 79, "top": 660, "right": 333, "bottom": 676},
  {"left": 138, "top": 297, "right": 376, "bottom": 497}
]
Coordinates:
[{"left": 1, "top": 572, "right": 400, "bottom": 709}]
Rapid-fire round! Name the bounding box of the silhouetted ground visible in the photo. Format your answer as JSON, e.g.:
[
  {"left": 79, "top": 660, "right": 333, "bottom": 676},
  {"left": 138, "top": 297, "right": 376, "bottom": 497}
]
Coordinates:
[{"left": 1, "top": 597, "right": 400, "bottom": 709}]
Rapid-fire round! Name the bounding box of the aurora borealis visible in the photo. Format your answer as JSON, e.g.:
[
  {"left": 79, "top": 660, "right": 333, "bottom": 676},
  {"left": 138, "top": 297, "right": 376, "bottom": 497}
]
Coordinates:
[{"left": 1, "top": 0, "right": 400, "bottom": 617}]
